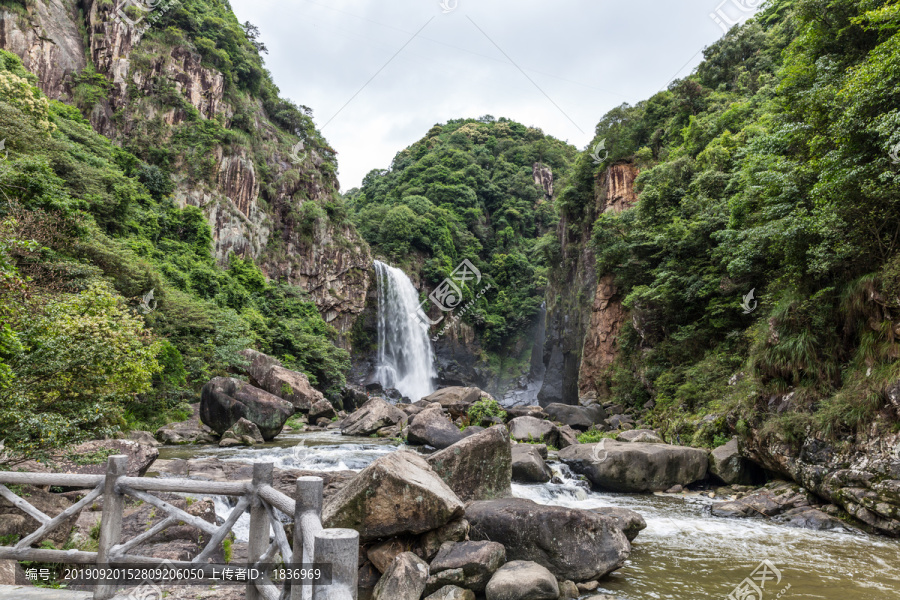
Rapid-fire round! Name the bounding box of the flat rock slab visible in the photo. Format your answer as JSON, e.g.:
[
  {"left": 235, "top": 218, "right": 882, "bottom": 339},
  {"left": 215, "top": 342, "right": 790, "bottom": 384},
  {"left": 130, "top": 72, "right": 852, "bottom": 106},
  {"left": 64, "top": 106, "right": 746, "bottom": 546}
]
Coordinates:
[
  {"left": 559, "top": 440, "right": 709, "bottom": 492},
  {"left": 467, "top": 498, "right": 629, "bottom": 582},
  {"left": 341, "top": 397, "right": 406, "bottom": 437},
  {"left": 408, "top": 407, "right": 465, "bottom": 449}
]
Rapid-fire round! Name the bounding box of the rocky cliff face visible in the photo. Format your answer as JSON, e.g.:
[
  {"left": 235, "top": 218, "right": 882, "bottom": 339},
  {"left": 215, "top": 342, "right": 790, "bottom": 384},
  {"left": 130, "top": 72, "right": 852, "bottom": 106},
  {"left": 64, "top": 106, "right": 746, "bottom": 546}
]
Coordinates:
[
  {"left": 0, "top": 0, "right": 371, "bottom": 337},
  {"left": 743, "top": 429, "right": 900, "bottom": 536},
  {"left": 537, "top": 163, "right": 638, "bottom": 406}
]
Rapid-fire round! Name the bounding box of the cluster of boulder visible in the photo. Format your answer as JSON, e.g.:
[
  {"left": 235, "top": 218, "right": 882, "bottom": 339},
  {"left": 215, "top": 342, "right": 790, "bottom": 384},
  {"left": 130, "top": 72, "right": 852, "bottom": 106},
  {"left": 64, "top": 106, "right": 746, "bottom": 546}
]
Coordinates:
[
  {"left": 155, "top": 349, "right": 343, "bottom": 447},
  {"left": 319, "top": 424, "right": 633, "bottom": 599}
]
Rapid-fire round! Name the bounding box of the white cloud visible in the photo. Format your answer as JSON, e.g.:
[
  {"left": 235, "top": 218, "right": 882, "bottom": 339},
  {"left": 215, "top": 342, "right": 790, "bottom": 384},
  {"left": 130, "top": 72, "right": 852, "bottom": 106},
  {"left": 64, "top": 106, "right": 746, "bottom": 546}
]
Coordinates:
[{"left": 230, "top": 0, "right": 739, "bottom": 190}]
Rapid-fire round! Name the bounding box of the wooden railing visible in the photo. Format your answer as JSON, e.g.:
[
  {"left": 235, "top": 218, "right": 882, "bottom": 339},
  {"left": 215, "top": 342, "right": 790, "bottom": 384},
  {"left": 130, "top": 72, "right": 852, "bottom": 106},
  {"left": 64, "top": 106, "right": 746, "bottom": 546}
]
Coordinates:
[{"left": 0, "top": 455, "right": 358, "bottom": 600}]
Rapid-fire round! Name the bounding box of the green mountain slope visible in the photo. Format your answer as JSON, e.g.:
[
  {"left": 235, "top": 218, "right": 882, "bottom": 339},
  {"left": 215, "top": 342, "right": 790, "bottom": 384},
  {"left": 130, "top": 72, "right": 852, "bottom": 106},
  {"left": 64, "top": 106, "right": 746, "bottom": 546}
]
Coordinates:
[{"left": 566, "top": 0, "right": 900, "bottom": 444}]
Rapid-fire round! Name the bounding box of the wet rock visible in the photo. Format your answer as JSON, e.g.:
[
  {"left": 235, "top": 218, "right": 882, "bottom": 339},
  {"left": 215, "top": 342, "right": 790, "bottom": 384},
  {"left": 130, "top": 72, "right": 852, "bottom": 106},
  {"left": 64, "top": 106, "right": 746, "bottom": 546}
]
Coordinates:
[
  {"left": 424, "top": 586, "right": 476, "bottom": 600},
  {"left": 323, "top": 451, "right": 464, "bottom": 541},
  {"left": 576, "top": 580, "right": 600, "bottom": 593},
  {"left": 559, "top": 440, "right": 709, "bottom": 493},
  {"left": 709, "top": 437, "right": 763, "bottom": 485},
  {"left": 372, "top": 552, "right": 429, "bottom": 600},
  {"left": 616, "top": 429, "right": 664, "bottom": 444},
  {"left": 511, "top": 444, "right": 552, "bottom": 483},
  {"left": 239, "top": 349, "right": 325, "bottom": 411},
  {"left": 358, "top": 562, "right": 381, "bottom": 589},
  {"left": 341, "top": 385, "right": 370, "bottom": 412},
  {"left": 505, "top": 406, "right": 548, "bottom": 421},
  {"left": 408, "top": 407, "right": 465, "bottom": 449},
  {"left": 309, "top": 399, "right": 336, "bottom": 422},
  {"left": 590, "top": 507, "right": 647, "bottom": 541},
  {"left": 427, "top": 425, "right": 512, "bottom": 501},
  {"left": 341, "top": 397, "right": 407, "bottom": 437},
  {"left": 127, "top": 430, "right": 161, "bottom": 448},
  {"left": 423, "top": 387, "right": 484, "bottom": 417},
  {"left": 218, "top": 417, "right": 264, "bottom": 447},
  {"left": 556, "top": 424, "right": 580, "bottom": 449},
  {"left": 485, "top": 560, "right": 559, "bottom": 600},
  {"left": 558, "top": 580, "right": 580, "bottom": 598},
  {"left": 507, "top": 416, "right": 559, "bottom": 447},
  {"left": 666, "top": 485, "right": 683, "bottom": 494},
  {"left": 467, "top": 498, "right": 629, "bottom": 581},
  {"left": 544, "top": 403, "right": 606, "bottom": 431},
  {"left": 774, "top": 506, "right": 849, "bottom": 530},
  {"left": 420, "top": 518, "right": 470, "bottom": 560},
  {"left": 426, "top": 541, "right": 506, "bottom": 594},
  {"left": 200, "top": 377, "right": 294, "bottom": 440},
  {"left": 367, "top": 538, "right": 409, "bottom": 574}
]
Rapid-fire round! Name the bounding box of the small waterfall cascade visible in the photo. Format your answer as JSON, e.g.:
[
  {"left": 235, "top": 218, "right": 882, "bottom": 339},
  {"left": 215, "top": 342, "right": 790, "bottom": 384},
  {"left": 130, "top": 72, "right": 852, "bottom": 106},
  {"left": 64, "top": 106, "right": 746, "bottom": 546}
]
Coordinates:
[{"left": 373, "top": 260, "right": 436, "bottom": 401}]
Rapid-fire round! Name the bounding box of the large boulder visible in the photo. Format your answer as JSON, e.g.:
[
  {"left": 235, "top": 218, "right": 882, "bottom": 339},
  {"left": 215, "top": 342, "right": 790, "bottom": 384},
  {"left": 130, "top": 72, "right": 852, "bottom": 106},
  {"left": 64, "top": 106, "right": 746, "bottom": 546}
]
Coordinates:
[
  {"left": 425, "top": 586, "right": 476, "bottom": 600},
  {"left": 709, "top": 438, "right": 763, "bottom": 485},
  {"left": 590, "top": 507, "right": 647, "bottom": 541},
  {"left": 340, "top": 397, "right": 407, "bottom": 437},
  {"left": 544, "top": 403, "right": 606, "bottom": 431},
  {"left": 423, "top": 387, "right": 483, "bottom": 417},
  {"left": 507, "top": 416, "right": 559, "bottom": 447},
  {"left": 505, "top": 406, "right": 548, "bottom": 421},
  {"left": 155, "top": 405, "right": 218, "bottom": 445},
  {"left": 309, "top": 399, "right": 336, "bottom": 422},
  {"left": 485, "top": 561, "right": 559, "bottom": 600},
  {"left": 559, "top": 440, "right": 709, "bottom": 493},
  {"left": 218, "top": 417, "right": 264, "bottom": 447},
  {"left": 200, "top": 377, "right": 294, "bottom": 441},
  {"left": 372, "top": 552, "right": 429, "bottom": 600},
  {"left": 408, "top": 407, "right": 465, "bottom": 449},
  {"left": 323, "top": 451, "right": 464, "bottom": 541},
  {"left": 467, "top": 498, "right": 629, "bottom": 582},
  {"left": 239, "top": 349, "right": 325, "bottom": 411},
  {"left": 511, "top": 444, "right": 552, "bottom": 483},
  {"left": 427, "top": 425, "right": 512, "bottom": 501},
  {"left": 426, "top": 541, "right": 506, "bottom": 594}
]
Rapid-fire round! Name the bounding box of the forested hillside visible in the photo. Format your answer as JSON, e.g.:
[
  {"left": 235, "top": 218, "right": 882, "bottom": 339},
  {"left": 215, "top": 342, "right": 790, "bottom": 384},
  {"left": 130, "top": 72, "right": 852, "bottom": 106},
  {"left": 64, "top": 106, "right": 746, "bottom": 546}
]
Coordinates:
[
  {"left": 564, "top": 0, "right": 900, "bottom": 446},
  {"left": 348, "top": 117, "right": 577, "bottom": 358},
  {"left": 0, "top": 0, "right": 356, "bottom": 457}
]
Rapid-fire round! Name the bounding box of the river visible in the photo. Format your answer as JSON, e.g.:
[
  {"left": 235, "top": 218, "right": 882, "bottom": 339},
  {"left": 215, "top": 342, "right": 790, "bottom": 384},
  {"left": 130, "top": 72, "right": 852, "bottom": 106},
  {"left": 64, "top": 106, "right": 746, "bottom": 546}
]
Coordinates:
[{"left": 158, "top": 429, "right": 900, "bottom": 600}]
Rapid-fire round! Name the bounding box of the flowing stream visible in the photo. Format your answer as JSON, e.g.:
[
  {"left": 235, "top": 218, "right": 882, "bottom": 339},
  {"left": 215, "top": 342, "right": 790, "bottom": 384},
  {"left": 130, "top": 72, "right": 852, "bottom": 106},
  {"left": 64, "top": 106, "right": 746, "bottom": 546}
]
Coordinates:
[
  {"left": 372, "top": 260, "right": 436, "bottom": 401},
  {"left": 160, "top": 433, "right": 900, "bottom": 599}
]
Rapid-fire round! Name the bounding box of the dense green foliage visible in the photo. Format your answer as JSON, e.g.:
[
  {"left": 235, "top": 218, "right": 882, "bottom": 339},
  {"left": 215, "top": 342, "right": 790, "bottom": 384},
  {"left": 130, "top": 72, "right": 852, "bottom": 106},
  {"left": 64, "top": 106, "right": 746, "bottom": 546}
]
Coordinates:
[
  {"left": 349, "top": 117, "right": 577, "bottom": 349},
  {"left": 0, "top": 49, "right": 345, "bottom": 457},
  {"left": 572, "top": 0, "right": 900, "bottom": 444},
  {"left": 467, "top": 396, "right": 507, "bottom": 425}
]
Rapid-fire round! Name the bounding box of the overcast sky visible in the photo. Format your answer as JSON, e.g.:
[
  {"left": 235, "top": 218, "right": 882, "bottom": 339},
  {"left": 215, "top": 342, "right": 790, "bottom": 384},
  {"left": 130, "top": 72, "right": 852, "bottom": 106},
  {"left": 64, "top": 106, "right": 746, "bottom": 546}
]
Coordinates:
[{"left": 229, "top": 0, "right": 757, "bottom": 191}]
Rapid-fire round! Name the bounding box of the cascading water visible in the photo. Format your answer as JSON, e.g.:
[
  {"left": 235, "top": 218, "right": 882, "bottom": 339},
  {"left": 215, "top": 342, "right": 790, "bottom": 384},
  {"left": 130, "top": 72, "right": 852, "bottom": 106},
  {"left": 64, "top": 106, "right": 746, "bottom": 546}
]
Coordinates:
[{"left": 373, "top": 260, "right": 436, "bottom": 401}]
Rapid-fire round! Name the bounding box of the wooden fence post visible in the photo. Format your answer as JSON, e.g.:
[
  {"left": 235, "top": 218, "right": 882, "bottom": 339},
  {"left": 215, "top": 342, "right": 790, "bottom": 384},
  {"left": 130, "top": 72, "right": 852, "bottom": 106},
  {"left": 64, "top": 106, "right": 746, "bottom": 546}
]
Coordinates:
[
  {"left": 312, "top": 529, "right": 358, "bottom": 600},
  {"left": 292, "top": 476, "right": 323, "bottom": 600},
  {"left": 94, "top": 455, "right": 128, "bottom": 600},
  {"left": 247, "top": 462, "right": 273, "bottom": 600}
]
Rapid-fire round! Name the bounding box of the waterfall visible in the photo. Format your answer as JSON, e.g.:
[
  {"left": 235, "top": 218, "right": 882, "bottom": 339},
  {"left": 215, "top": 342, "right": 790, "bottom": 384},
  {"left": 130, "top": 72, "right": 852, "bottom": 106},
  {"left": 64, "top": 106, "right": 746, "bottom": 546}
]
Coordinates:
[{"left": 373, "top": 260, "right": 436, "bottom": 401}]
